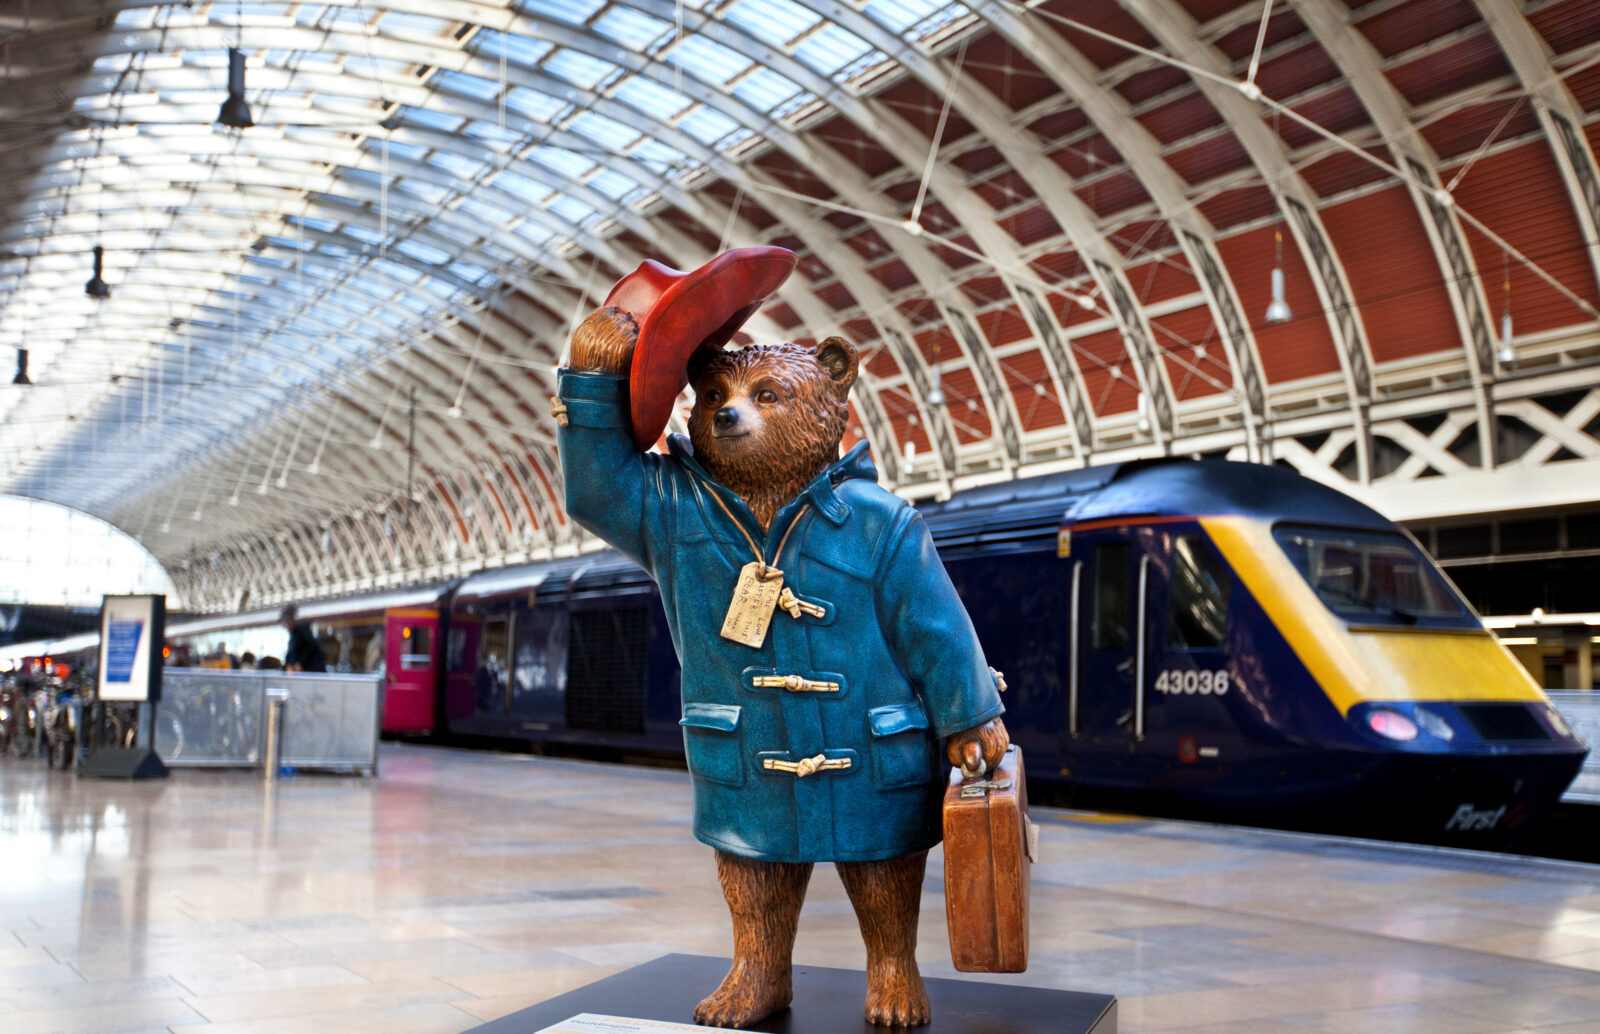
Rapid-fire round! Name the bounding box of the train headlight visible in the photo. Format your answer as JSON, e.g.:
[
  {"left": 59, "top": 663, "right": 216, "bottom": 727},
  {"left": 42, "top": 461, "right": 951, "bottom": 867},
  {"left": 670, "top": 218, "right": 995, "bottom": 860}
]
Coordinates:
[
  {"left": 1544, "top": 705, "right": 1573, "bottom": 739},
  {"left": 1367, "top": 708, "right": 1419, "bottom": 741},
  {"left": 1413, "top": 706, "right": 1455, "bottom": 742}
]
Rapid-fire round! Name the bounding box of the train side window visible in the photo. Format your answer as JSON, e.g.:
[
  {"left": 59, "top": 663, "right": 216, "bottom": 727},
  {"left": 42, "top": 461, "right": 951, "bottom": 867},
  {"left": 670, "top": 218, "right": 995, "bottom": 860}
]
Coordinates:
[
  {"left": 400, "top": 626, "right": 431, "bottom": 670},
  {"left": 1168, "top": 535, "right": 1232, "bottom": 649},
  {"left": 1092, "top": 542, "right": 1131, "bottom": 650}
]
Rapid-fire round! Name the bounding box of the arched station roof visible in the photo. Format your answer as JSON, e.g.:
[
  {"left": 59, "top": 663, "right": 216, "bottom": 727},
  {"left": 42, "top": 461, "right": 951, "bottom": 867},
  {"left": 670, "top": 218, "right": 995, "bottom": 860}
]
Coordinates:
[{"left": 1, "top": 0, "right": 1597, "bottom": 610}]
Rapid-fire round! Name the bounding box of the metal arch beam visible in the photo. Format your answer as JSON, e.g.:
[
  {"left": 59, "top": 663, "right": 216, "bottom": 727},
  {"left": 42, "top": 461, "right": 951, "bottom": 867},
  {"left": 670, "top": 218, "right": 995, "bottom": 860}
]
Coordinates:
[
  {"left": 619, "top": 0, "right": 1095, "bottom": 463},
  {"left": 1475, "top": 1, "right": 1600, "bottom": 301},
  {"left": 763, "top": 0, "right": 1167, "bottom": 454},
  {"left": 1106, "top": 0, "right": 1377, "bottom": 472},
  {"left": 519, "top": 13, "right": 1012, "bottom": 475},
  {"left": 1294, "top": 0, "right": 1501, "bottom": 470}
]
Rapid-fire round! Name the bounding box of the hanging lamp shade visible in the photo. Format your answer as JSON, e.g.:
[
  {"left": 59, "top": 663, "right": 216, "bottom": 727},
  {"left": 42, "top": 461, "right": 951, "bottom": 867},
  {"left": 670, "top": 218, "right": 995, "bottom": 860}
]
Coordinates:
[
  {"left": 12, "top": 348, "right": 30, "bottom": 386},
  {"left": 1264, "top": 266, "right": 1291, "bottom": 324},
  {"left": 217, "top": 48, "right": 254, "bottom": 128},
  {"left": 926, "top": 364, "right": 945, "bottom": 407},
  {"left": 1499, "top": 312, "right": 1515, "bottom": 365},
  {"left": 85, "top": 245, "right": 110, "bottom": 299}
]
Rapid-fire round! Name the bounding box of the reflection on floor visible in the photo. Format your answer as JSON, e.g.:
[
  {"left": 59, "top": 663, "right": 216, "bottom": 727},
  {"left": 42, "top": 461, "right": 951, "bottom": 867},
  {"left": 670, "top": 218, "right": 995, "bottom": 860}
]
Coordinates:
[{"left": 4, "top": 743, "right": 1600, "bottom": 1033}]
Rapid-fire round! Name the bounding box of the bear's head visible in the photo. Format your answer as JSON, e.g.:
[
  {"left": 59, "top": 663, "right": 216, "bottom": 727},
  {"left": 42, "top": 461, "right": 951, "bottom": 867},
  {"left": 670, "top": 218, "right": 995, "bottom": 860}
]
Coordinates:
[{"left": 686, "top": 336, "right": 858, "bottom": 531}]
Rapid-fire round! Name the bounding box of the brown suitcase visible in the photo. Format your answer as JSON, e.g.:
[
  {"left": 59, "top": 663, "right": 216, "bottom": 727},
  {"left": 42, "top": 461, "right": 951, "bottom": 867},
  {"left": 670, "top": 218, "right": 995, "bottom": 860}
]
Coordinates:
[{"left": 942, "top": 743, "right": 1036, "bottom": 973}]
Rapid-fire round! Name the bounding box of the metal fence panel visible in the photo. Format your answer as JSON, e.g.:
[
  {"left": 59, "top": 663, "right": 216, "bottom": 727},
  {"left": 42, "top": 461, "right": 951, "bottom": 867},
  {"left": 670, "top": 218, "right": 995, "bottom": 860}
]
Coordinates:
[
  {"left": 267, "top": 674, "right": 382, "bottom": 771},
  {"left": 154, "top": 672, "right": 264, "bottom": 766},
  {"left": 153, "top": 670, "right": 379, "bottom": 774}
]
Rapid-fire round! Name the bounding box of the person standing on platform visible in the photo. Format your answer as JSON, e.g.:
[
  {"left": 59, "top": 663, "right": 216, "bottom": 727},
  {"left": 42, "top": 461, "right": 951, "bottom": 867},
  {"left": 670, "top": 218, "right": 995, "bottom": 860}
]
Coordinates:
[{"left": 280, "top": 605, "right": 326, "bottom": 673}]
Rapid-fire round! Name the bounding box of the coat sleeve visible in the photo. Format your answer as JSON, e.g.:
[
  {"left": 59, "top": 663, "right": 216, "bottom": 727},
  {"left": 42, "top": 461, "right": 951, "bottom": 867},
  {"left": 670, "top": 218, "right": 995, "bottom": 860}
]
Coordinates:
[
  {"left": 873, "top": 509, "right": 1005, "bottom": 739},
  {"left": 555, "top": 369, "right": 661, "bottom": 570}
]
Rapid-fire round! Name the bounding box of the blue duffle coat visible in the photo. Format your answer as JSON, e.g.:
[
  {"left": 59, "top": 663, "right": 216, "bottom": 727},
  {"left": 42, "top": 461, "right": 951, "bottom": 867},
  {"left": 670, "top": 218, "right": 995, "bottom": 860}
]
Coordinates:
[{"left": 557, "top": 369, "right": 1004, "bottom": 863}]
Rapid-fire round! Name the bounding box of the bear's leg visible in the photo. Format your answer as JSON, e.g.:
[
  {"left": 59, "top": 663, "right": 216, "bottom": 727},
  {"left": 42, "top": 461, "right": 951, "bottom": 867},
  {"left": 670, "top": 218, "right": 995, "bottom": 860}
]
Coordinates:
[
  {"left": 694, "top": 850, "right": 813, "bottom": 1029},
  {"left": 837, "top": 850, "right": 931, "bottom": 1027}
]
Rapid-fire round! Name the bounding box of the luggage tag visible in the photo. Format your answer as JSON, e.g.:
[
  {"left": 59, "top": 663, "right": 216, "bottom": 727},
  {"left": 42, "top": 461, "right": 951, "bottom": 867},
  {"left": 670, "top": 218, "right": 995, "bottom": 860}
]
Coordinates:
[{"left": 720, "top": 563, "right": 784, "bottom": 648}]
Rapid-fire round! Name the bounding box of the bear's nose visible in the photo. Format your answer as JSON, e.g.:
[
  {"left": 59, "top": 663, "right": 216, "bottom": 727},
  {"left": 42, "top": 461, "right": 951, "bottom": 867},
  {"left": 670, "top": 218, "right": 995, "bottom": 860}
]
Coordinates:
[{"left": 713, "top": 407, "right": 739, "bottom": 432}]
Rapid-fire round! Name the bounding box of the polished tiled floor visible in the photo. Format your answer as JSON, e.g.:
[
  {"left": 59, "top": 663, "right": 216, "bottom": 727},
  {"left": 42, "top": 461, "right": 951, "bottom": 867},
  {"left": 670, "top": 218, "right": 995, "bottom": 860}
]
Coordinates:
[{"left": 4, "top": 744, "right": 1600, "bottom": 1033}]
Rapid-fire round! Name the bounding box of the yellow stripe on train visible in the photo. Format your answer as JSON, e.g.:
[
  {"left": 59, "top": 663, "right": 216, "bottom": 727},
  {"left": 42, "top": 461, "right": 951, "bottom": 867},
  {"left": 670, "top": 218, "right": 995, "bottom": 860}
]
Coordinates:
[{"left": 1201, "top": 515, "right": 1544, "bottom": 716}]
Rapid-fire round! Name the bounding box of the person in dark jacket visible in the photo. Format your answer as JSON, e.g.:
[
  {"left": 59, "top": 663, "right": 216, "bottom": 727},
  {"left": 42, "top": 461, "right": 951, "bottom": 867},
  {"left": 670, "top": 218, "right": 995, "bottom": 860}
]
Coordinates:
[{"left": 280, "top": 605, "right": 326, "bottom": 673}]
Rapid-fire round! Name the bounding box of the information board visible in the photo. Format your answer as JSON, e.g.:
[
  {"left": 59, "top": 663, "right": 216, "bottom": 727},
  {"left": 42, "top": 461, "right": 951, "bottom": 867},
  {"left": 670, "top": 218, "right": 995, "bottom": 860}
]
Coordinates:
[{"left": 97, "top": 594, "right": 165, "bottom": 703}]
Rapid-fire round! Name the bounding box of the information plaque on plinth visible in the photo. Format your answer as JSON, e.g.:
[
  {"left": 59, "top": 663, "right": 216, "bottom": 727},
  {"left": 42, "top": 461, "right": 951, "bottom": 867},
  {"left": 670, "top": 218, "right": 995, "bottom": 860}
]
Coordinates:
[{"left": 466, "top": 953, "right": 1115, "bottom": 1034}]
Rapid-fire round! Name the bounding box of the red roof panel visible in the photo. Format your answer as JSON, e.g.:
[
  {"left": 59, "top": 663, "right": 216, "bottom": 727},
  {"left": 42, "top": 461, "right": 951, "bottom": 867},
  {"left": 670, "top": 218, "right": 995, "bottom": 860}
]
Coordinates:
[
  {"left": 964, "top": 31, "right": 1063, "bottom": 112},
  {"left": 1136, "top": 90, "right": 1226, "bottom": 147},
  {"left": 1151, "top": 304, "right": 1231, "bottom": 400},
  {"left": 1039, "top": 0, "right": 1158, "bottom": 70},
  {"left": 1125, "top": 258, "right": 1201, "bottom": 306},
  {"left": 1320, "top": 185, "right": 1462, "bottom": 362},
  {"left": 1198, "top": 184, "right": 1279, "bottom": 231},
  {"left": 1074, "top": 328, "right": 1141, "bottom": 416},
  {"left": 1355, "top": 0, "right": 1482, "bottom": 59},
  {"left": 1385, "top": 32, "right": 1512, "bottom": 108},
  {"left": 1530, "top": 0, "right": 1600, "bottom": 55},
  {"left": 1420, "top": 99, "right": 1543, "bottom": 161},
  {"left": 1003, "top": 349, "right": 1068, "bottom": 430},
  {"left": 1164, "top": 132, "right": 1254, "bottom": 186},
  {"left": 941, "top": 367, "right": 993, "bottom": 442}
]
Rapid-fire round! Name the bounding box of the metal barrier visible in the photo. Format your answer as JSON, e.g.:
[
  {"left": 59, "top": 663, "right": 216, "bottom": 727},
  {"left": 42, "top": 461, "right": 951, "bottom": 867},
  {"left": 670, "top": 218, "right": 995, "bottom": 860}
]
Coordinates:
[
  {"left": 1548, "top": 691, "right": 1600, "bottom": 803},
  {"left": 152, "top": 670, "right": 380, "bottom": 775}
]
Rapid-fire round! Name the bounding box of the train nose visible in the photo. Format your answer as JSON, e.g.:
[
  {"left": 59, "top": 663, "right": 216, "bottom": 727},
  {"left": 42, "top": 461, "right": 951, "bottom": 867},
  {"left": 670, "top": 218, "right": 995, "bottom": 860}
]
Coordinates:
[{"left": 713, "top": 407, "right": 739, "bottom": 432}]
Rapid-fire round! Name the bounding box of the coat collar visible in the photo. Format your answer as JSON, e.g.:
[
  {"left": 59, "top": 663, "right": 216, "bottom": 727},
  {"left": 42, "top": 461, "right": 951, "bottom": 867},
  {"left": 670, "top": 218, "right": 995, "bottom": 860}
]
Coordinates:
[{"left": 667, "top": 436, "right": 876, "bottom": 530}]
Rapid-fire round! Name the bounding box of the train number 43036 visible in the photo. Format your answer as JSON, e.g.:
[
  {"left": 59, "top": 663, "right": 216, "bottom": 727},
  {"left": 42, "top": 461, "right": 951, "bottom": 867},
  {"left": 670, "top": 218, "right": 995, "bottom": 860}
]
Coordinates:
[{"left": 1154, "top": 669, "right": 1230, "bottom": 695}]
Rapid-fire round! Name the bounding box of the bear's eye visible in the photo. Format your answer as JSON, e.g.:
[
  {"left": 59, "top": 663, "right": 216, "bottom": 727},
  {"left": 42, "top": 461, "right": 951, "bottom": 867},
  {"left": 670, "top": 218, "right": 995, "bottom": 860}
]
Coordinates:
[
  {"left": 703, "top": 389, "right": 723, "bottom": 406},
  {"left": 756, "top": 389, "right": 778, "bottom": 404}
]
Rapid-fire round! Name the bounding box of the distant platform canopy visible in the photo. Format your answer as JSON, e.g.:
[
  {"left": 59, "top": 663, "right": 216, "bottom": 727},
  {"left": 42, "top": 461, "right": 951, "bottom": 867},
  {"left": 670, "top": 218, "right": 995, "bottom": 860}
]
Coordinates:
[
  {"left": 0, "top": 495, "right": 177, "bottom": 609},
  {"left": 0, "top": 0, "right": 1597, "bottom": 610}
]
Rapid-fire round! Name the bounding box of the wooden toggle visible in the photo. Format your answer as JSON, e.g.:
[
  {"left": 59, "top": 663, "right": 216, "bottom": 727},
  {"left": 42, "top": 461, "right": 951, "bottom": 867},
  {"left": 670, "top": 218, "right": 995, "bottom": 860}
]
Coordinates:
[
  {"left": 777, "top": 587, "right": 826, "bottom": 620},
  {"left": 549, "top": 396, "right": 569, "bottom": 427},
  {"left": 752, "top": 674, "right": 840, "bottom": 693},
  {"left": 762, "top": 754, "right": 852, "bottom": 777}
]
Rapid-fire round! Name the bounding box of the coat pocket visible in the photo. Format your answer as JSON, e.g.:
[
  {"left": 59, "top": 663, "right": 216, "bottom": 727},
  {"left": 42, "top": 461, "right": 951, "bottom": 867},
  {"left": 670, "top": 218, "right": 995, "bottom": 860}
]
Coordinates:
[
  {"left": 867, "top": 702, "right": 934, "bottom": 791},
  {"left": 680, "top": 703, "right": 745, "bottom": 788}
]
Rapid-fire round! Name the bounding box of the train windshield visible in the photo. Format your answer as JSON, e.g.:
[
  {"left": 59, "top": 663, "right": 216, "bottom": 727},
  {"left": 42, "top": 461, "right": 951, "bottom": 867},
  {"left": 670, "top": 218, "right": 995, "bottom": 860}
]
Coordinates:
[{"left": 1273, "top": 525, "right": 1475, "bottom": 628}]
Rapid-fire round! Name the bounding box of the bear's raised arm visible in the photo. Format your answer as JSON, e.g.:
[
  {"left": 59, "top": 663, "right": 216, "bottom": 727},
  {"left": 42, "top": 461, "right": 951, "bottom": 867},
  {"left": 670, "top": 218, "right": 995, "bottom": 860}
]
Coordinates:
[{"left": 556, "top": 308, "right": 657, "bottom": 569}]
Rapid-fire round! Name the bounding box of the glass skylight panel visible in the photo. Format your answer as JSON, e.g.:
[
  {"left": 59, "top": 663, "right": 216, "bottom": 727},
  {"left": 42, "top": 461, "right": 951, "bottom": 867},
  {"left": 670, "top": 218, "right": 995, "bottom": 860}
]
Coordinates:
[
  {"left": 793, "top": 23, "right": 873, "bottom": 77},
  {"left": 548, "top": 196, "right": 595, "bottom": 224},
  {"left": 863, "top": 0, "right": 946, "bottom": 34},
  {"left": 371, "top": 258, "right": 422, "bottom": 284},
  {"left": 907, "top": 1, "right": 973, "bottom": 43},
  {"left": 374, "top": 139, "right": 430, "bottom": 163},
  {"left": 724, "top": 0, "right": 821, "bottom": 48},
  {"left": 505, "top": 87, "right": 567, "bottom": 122},
  {"left": 396, "top": 106, "right": 465, "bottom": 133},
  {"left": 394, "top": 178, "right": 452, "bottom": 205},
  {"left": 733, "top": 67, "right": 803, "bottom": 111},
  {"left": 522, "top": 0, "right": 606, "bottom": 27},
  {"left": 568, "top": 112, "right": 638, "bottom": 152},
  {"left": 594, "top": 6, "right": 674, "bottom": 50},
  {"left": 545, "top": 49, "right": 617, "bottom": 92},
  {"left": 449, "top": 261, "right": 490, "bottom": 284},
  {"left": 495, "top": 170, "right": 553, "bottom": 203},
  {"left": 342, "top": 224, "right": 385, "bottom": 245},
  {"left": 454, "top": 196, "right": 509, "bottom": 226},
  {"left": 377, "top": 12, "right": 454, "bottom": 39},
  {"left": 434, "top": 70, "right": 504, "bottom": 103},
  {"left": 526, "top": 147, "right": 591, "bottom": 179},
  {"left": 631, "top": 139, "right": 688, "bottom": 174},
  {"left": 514, "top": 222, "right": 554, "bottom": 248},
  {"left": 678, "top": 105, "right": 741, "bottom": 146},
  {"left": 427, "top": 151, "right": 487, "bottom": 180},
  {"left": 464, "top": 121, "right": 521, "bottom": 148},
  {"left": 587, "top": 169, "right": 638, "bottom": 200},
  {"left": 667, "top": 35, "right": 751, "bottom": 85},
  {"left": 475, "top": 31, "right": 555, "bottom": 66},
  {"left": 611, "top": 77, "right": 691, "bottom": 122}
]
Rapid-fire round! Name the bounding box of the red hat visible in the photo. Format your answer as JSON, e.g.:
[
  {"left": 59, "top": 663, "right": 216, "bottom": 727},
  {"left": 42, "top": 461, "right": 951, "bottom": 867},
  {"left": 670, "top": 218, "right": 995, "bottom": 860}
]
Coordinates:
[{"left": 603, "top": 246, "right": 796, "bottom": 451}]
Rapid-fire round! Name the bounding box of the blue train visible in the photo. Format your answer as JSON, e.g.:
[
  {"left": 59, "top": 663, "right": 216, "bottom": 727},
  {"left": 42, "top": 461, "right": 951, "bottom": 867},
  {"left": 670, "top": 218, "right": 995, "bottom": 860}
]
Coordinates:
[{"left": 434, "top": 457, "right": 1584, "bottom": 849}]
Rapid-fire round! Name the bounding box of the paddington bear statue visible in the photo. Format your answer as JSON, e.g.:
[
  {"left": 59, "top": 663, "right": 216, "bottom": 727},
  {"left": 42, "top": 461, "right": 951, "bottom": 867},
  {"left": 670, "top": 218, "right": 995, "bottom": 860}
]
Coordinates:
[{"left": 554, "top": 247, "right": 1008, "bottom": 1029}]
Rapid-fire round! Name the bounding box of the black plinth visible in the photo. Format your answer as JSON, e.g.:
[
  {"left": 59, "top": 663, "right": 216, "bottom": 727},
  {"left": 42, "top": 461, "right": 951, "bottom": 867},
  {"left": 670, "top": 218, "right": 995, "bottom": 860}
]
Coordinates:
[{"left": 465, "top": 953, "right": 1115, "bottom": 1034}]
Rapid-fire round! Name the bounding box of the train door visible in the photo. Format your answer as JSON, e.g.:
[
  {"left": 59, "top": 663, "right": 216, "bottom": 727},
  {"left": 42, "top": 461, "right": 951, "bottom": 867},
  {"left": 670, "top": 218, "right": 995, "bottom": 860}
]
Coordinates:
[
  {"left": 1145, "top": 531, "right": 1235, "bottom": 761},
  {"left": 444, "top": 616, "right": 479, "bottom": 724},
  {"left": 1071, "top": 533, "right": 1143, "bottom": 745},
  {"left": 384, "top": 609, "right": 439, "bottom": 733}
]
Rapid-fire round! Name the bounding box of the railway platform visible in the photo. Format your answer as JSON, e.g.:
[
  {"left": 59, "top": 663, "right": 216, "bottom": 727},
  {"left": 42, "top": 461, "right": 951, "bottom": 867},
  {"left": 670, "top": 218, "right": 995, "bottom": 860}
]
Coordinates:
[{"left": 4, "top": 743, "right": 1600, "bottom": 1033}]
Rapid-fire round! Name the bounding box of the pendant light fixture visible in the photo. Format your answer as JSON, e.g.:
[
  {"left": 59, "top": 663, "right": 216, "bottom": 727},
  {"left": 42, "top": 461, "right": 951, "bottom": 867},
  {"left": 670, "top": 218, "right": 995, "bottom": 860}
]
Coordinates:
[
  {"left": 1264, "top": 227, "right": 1291, "bottom": 325},
  {"left": 217, "top": 47, "right": 254, "bottom": 128},
  {"left": 12, "top": 349, "right": 30, "bottom": 386},
  {"left": 85, "top": 244, "right": 111, "bottom": 299},
  {"left": 1498, "top": 253, "right": 1515, "bottom": 366},
  {"left": 926, "top": 342, "right": 945, "bottom": 408}
]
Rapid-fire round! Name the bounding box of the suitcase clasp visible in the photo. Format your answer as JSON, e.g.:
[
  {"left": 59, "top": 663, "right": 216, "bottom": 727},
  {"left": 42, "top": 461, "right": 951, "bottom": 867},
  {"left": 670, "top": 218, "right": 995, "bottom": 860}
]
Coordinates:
[{"left": 958, "top": 777, "right": 1013, "bottom": 798}]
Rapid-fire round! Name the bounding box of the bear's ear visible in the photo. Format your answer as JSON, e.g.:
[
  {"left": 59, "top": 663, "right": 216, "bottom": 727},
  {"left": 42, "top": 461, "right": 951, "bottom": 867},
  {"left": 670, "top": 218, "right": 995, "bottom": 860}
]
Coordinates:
[
  {"left": 686, "top": 345, "right": 723, "bottom": 388},
  {"left": 814, "top": 336, "right": 858, "bottom": 391}
]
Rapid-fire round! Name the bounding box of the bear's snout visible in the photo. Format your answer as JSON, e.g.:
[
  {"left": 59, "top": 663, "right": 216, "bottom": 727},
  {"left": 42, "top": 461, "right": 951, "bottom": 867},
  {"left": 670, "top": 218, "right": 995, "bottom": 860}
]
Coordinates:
[{"left": 713, "top": 407, "right": 742, "bottom": 433}]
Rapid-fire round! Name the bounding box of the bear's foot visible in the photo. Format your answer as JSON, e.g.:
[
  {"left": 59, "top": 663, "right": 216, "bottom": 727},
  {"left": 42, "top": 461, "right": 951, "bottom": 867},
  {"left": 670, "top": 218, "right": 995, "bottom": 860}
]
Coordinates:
[
  {"left": 863, "top": 954, "right": 930, "bottom": 1027},
  {"left": 693, "top": 960, "right": 793, "bottom": 1029}
]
